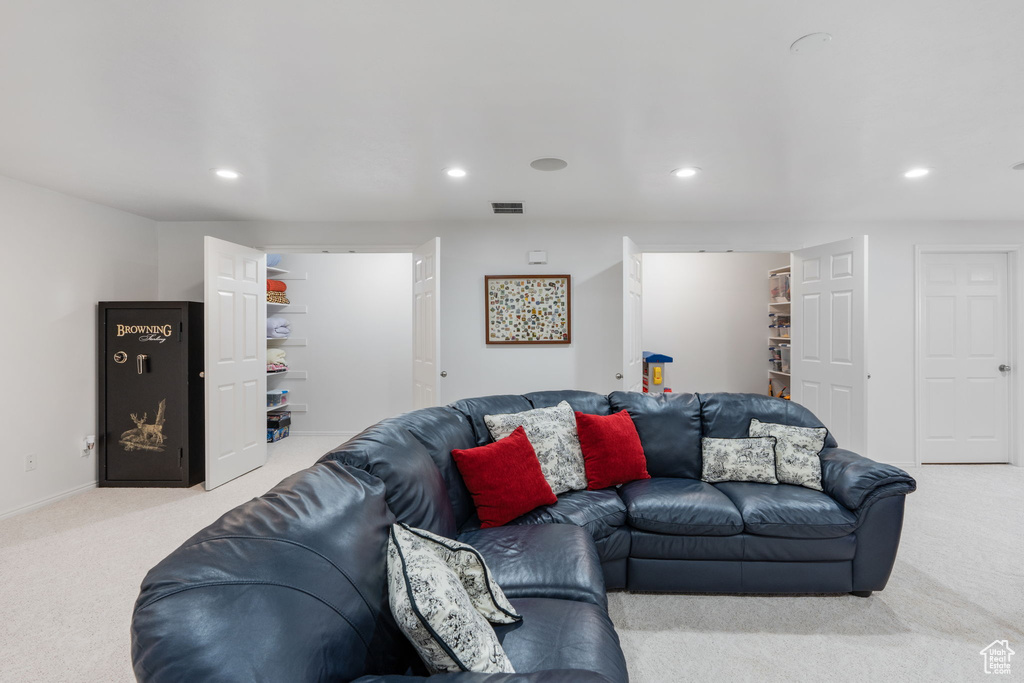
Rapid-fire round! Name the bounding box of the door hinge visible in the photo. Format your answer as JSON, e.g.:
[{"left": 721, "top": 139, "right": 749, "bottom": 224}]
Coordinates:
[
  {"left": 179, "top": 448, "right": 184, "bottom": 468},
  {"left": 179, "top": 322, "right": 183, "bottom": 341}
]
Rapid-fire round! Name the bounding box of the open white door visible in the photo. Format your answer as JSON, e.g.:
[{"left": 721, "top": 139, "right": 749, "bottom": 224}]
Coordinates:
[
  {"left": 791, "top": 236, "right": 868, "bottom": 453},
  {"left": 622, "top": 237, "right": 644, "bottom": 392},
  {"left": 413, "top": 237, "right": 441, "bottom": 408},
  {"left": 204, "top": 237, "right": 267, "bottom": 490}
]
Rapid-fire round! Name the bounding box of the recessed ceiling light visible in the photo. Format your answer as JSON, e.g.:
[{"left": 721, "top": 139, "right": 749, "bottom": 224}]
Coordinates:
[
  {"left": 1012, "top": 161, "right": 1024, "bottom": 171},
  {"left": 903, "top": 167, "right": 931, "bottom": 178},
  {"left": 790, "top": 33, "right": 833, "bottom": 54},
  {"left": 213, "top": 168, "right": 241, "bottom": 179},
  {"left": 445, "top": 168, "right": 467, "bottom": 178},
  {"left": 530, "top": 157, "right": 568, "bottom": 171},
  {"left": 672, "top": 167, "right": 701, "bottom": 178}
]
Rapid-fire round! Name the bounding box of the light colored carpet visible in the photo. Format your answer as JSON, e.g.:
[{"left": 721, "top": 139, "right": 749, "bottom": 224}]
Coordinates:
[
  {"left": 0, "top": 439, "right": 1021, "bottom": 682},
  {"left": 610, "top": 464, "right": 1024, "bottom": 682}
]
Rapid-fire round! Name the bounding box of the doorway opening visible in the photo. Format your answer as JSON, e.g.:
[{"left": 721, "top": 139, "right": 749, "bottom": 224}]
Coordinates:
[
  {"left": 623, "top": 237, "right": 869, "bottom": 454},
  {"left": 266, "top": 251, "right": 414, "bottom": 438},
  {"left": 642, "top": 252, "right": 789, "bottom": 395}
]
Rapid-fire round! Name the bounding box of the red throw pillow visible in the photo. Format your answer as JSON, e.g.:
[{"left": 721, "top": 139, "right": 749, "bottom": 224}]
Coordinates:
[
  {"left": 575, "top": 410, "right": 651, "bottom": 490},
  {"left": 451, "top": 426, "right": 557, "bottom": 529}
]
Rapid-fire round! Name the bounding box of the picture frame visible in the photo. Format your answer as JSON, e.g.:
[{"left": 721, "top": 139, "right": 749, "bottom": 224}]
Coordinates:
[{"left": 485, "top": 275, "right": 572, "bottom": 345}]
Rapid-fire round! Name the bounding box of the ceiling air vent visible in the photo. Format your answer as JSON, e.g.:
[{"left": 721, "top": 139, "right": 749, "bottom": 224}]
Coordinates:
[{"left": 491, "top": 202, "right": 524, "bottom": 215}]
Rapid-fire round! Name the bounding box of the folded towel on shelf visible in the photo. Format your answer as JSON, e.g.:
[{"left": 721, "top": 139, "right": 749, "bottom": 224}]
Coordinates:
[
  {"left": 267, "top": 279, "right": 287, "bottom": 292},
  {"left": 267, "top": 253, "right": 282, "bottom": 267},
  {"left": 267, "top": 316, "right": 292, "bottom": 338},
  {"left": 266, "top": 291, "right": 290, "bottom": 305},
  {"left": 267, "top": 348, "right": 287, "bottom": 365}
]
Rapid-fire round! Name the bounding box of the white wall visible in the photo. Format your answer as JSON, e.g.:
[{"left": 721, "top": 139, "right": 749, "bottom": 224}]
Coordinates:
[
  {"left": 642, "top": 252, "right": 789, "bottom": 394},
  {"left": 1, "top": 175, "right": 158, "bottom": 518},
  {"left": 157, "top": 219, "right": 1024, "bottom": 467},
  {"left": 272, "top": 253, "right": 412, "bottom": 435}
]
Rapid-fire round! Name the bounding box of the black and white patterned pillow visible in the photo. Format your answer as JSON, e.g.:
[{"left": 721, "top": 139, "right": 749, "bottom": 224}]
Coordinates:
[
  {"left": 483, "top": 401, "right": 587, "bottom": 495},
  {"left": 749, "top": 418, "right": 827, "bottom": 490},
  {"left": 395, "top": 523, "right": 521, "bottom": 623},
  {"left": 701, "top": 436, "right": 779, "bottom": 484},
  {"left": 387, "top": 525, "right": 517, "bottom": 674}
]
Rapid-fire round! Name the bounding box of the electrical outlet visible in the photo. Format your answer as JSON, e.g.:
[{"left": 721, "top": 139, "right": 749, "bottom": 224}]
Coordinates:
[
  {"left": 82, "top": 435, "right": 96, "bottom": 457},
  {"left": 25, "top": 453, "right": 37, "bottom": 472}
]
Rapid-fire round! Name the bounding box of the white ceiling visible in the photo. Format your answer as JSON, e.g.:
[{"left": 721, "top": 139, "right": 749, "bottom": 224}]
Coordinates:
[{"left": 1, "top": 1, "right": 1023, "bottom": 223}]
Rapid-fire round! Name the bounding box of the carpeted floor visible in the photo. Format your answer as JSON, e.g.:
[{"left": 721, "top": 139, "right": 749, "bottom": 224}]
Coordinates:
[{"left": 0, "top": 437, "right": 1020, "bottom": 682}]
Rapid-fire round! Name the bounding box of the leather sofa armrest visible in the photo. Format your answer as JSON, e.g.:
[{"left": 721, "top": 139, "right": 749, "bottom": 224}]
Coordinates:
[
  {"left": 353, "top": 670, "right": 616, "bottom": 683},
  {"left": 819, "top": 448, "right": 917, "bottom": 511}
]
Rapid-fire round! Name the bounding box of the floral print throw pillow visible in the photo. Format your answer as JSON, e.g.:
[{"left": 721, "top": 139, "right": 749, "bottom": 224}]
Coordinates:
[
  {"left": 748, "top": 418, "right": 827, "bottom": 490},
  {"left": 387, "top": 524, "right": 518, "bottom": 674},
  {"left": 700, "top": 436, "right": 779, "bottom": 484},
  {"left": 483, "top": 401, "right": 588, "bottom": 495}
]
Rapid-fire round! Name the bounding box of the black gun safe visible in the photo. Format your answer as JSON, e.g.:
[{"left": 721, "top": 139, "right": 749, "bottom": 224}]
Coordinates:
[{"left": 98, "top": 302, "right": 205, "bottom": 487}]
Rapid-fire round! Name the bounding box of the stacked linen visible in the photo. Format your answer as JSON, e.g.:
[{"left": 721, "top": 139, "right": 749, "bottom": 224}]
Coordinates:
[
  {"left": 267, "top": 279, "right": 290, "bottom": 304},
  {"left": 267, "top": 348, "right": 288, "bottom": 373},
  {"left": 267, "top": 316, "right": 292, "bottom": 339}
]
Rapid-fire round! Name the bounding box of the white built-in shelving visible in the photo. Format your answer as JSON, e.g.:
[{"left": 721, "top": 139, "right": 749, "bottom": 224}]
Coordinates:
[{"left": 768, "top": 266, "right": 792, "bottom": 398}]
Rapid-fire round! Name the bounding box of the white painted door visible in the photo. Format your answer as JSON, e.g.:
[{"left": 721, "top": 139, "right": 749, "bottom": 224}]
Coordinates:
[
  {"left": 791, "top": 237, "right": 868, "bottom": 453},
  {"left": 413, "top": 237, "right": 441, "bottom": 408},
  {"left": 918, "top": 252, "right": 1010, "bottom": 463},
  {"left": 622, "top": 237, "right": 643, "bottom": 392},
  {"left": 204, "top": 237, "right": 267, "bottom": 490}
]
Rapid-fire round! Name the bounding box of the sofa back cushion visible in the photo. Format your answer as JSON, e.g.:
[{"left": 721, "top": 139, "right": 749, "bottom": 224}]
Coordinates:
[
  {"left": 608, "top": 391, "right": 703, "bottom": 478},
  {"left": 386, "top": 406, "right": 479, "bottom": 530},
  {"left": 699, "top": 392, "right": 838, "bottom": 448},
  {"left": 450, "top": 394, "right": 534, "bottom": 446},
  {"left": 525, "top": 390, "right": 612, "bottom": 416},
  {"left": 321, "top": 424, "right": 457, "bottom": 538},
  {"left": 131, "top": 463, "right": 413, "bottom": 682}
]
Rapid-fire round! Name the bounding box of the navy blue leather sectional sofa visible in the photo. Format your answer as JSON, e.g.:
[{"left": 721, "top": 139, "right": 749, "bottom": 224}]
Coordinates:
[{"left": 131, "top": 391, "right": 916, "bottom": 682}]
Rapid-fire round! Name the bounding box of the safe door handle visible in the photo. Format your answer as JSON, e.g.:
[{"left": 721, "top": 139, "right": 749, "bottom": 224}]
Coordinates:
[{"left": 137, "top": 354, "right": 148, "bottom": 375}]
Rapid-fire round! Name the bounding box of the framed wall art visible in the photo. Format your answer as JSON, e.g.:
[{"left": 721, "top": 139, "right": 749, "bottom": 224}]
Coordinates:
[{"left": 485, "top": 274, "right": 571, "bottom": 344}]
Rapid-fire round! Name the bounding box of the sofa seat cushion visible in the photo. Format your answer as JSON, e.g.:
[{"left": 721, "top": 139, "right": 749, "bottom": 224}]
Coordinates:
[
  {"left": 629, "top": 530, "right": 857, "bottom": 562},
  {"left": 505, "top": 489, "right": 627, "bottom": 541},
  {"left": 457, "top": 523, "right": 607, "bottom": 610},
  {"left": 619, "top": 478, "right": 743, "bottom": 536},
  {"left": 495, "top": 598, "right": 628, "bottom": 683},
  {"left": 715, "top": 482, "right": 858, "bottom": 539}
]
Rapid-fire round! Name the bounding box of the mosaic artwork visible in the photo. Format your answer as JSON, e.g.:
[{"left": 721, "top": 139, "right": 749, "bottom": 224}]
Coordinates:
[{"left": 485, "top": 275, "right": 571, "bottom": 344}]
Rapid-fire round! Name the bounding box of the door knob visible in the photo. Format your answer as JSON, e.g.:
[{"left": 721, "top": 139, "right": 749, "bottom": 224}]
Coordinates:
[
  {"left": 440, "top": 370, "right": 447, "bottom": 378},
  {"left": 615, "top": 373, "right": 623, "bottom": 380},
  {"left": 999, "top": 364, "right": 1012, "bottom": 372}
]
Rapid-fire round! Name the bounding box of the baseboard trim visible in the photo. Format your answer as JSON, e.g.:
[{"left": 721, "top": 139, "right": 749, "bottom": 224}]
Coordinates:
[
  {"left": 287, "top": 431, "right": 359, "bottom": 439},
  {"left": 0, "top": 481, "right": 97, "bottom": 521}
]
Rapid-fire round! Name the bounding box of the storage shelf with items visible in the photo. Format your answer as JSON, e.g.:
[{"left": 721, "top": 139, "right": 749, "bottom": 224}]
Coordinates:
[
  {"left": 768, "top": 265, "right": 792, "bottom": 399},
  {"left": 265, "top": 253, "right": 299, "bottom": 442}
]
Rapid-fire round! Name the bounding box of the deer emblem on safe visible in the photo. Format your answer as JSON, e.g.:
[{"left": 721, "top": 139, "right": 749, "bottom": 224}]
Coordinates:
[{"left": 120, "top": 399, "right": 167, "bottom": 452}]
